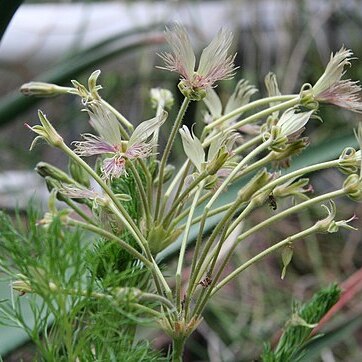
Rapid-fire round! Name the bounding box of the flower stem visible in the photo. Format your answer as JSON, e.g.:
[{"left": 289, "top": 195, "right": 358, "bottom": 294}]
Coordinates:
[
  {"left": 204, "top": 97, "right": 300, "bottom": 146},
  {"left": 175, "top": 181, "right": 204, "bottom": 310},
  {"left": 155, "top": 97, "right": 190, "bottom": 220},
  {"left": 67, "top": 219, "right": 152, "bottom": 268},
  {"left": 205, "top": 95, "right": 298, "bottom": 131},
  {"left": 127, "top": 160, "right": 152, "bottom": 229},
  {"left": 172, "top": 337, "right": 186, "bottom": 362},
  {"left": 211, "top": 225, "right": 319, "bottom": 296},
  {"left": 192, "top": 188, "right": 345, "bottom": 318}
]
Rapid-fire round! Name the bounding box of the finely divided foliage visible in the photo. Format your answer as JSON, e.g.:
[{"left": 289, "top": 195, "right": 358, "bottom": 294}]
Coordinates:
[{"left": 1, "top": 24, "right": 362, "bottom": 361}]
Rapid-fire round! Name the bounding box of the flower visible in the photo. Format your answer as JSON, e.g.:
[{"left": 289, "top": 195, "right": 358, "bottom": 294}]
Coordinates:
[
  {"left": 276, "top": 107, "right": 314, "bottom": 137},
  {"left": 312, "top": 47, "right": 362, "bottom": 113},
  {"left": 179, "top": 125, "right": 239, "bottom": 190},
  {"left": 73, "top": 102, "right": 167, "bottom": 180},
  {"left": 158, "top": 24, "right": 237, "bottom": 100},
  {"left": 203, "top": 79, "right": 259, "bottom": 134}
]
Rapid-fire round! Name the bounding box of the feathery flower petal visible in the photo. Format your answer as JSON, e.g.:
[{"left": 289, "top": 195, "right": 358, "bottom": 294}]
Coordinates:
[
  {"left": 102, "top": 156, "right": 126, "bottom": 180},
  {"left": 159, "top": 24, "right": 237, "bottom": 100},
  {"left": 73, "top": 133, "right": 118, "bottom": 156},
  {"left": 313, "top": 47, "right": 362, "bottom": 113}
]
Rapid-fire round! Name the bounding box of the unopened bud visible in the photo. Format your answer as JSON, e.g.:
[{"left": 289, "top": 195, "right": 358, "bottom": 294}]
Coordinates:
[
  {"left": 68, "top": 158, "right": 90, "bottom": 187},
  {"left": 238, "top": 169, "right": 275, "bottom": 204},
  {"left": 36, "top": 162, "right": 74, "bottom": 184},
  {"left": 12, "top": 277, "right": 32, "bottom": 294},
  {"left": 343, "top": 174, "right": 362, "bottom": 201},
  {"left": 338, "top": 147, "right": 361, "bottom": 174},
  {"left": 178, "top": 80, "right": 206, "bottom": 101},
  {"left": 20, "top": 82, "right": 70, "bottom": 97},
  {"left": 150, "top": 88, "right": 174, "bottom": 110}
]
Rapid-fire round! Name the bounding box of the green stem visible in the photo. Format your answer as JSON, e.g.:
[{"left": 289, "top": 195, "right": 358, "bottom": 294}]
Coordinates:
[
  {"left": 127, "top": 160, "right": 152, "bottom": 229},
  {"left": 204, "top": 97, "right": 300, "bottom": 146},
  {"left": 62, "top": 198, "right": 97, "bottom": 226},
  {"left": 155, "top": 97, "right": 190, "bottom": 220},
  {"left": 163, "top": 171, "right": 208, "bottom": 227},
  {"left": 205, "top": 95, "right": 298, "bottom": 131},
  {"left": 192, "top": 188, "right": 345, "bottom": 318},
  {"left": 67, "top": 219, "right": 152, "bottom": 268},
  {"left": 172, "top": 337, "right": 186, "bottom": 362},
  {"left": 175, "top": 181, "right": 204, "bottom": 310},
  {"left": 211, "top": 225, "right": 319, "bottom": 296}
]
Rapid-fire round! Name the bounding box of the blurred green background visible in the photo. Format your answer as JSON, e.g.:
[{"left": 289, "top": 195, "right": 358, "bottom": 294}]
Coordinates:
[{"left": 1, "top": 1, "right": 362, "bottom": 361}]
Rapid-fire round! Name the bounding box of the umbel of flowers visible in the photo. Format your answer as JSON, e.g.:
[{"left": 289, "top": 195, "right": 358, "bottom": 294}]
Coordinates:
[{"left": 19, "top": 24, "right": 362, "bottom": 361}]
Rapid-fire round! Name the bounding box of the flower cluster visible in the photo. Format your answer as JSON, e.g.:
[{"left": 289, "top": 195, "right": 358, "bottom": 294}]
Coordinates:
[{"left": 21, "top": 24, "right": 362, "bottom": 362}]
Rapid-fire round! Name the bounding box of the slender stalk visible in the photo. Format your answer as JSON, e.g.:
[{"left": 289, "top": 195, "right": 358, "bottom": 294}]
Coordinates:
[
  {"left": 155, "top": 97, "right": 190, "bottom": 220},
  {"left": 127, "top": 160, "right": 152, "bottom": 229},
  {"left": 163, "top": 171, "right": 208, "bottom": 227},
  {"left": 205, "top": 95, "right": 298, "bottom": 131},
  {"left": 204, "top": 97, "right": 300, "bottom": 146},
  {"left": 172, "top": 337, "right": 186, "bottom": 362},
  {"left": 192, "top": 188, "right": 345, "bottom": 318},
  {"left": 175, "top": 182, "right": 204, "bottom": 310},
  {"left": 62, "top": 198, "right": 97, "bottom": 226},
  {"left": 211, "top": 225, "right": 319, "bottom": 296},
  {"left": 185, "top": 196, "right": 243, "bottom": 313},
  {"left": 60, "top": 143, "right": 172, "bottom": 298},
  {"left": 67, "top": 219, "right": 152, "bottom": 268}
]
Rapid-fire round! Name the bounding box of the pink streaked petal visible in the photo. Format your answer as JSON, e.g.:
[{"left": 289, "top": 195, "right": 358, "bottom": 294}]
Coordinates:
[
  {"left": 72, "top": 133, "right": 118, "bottom": 156},
  {"left": 59, "top": 185, "right": 99, "bottom": 199},
  {"left": 317, "top": 80, "right": 362, "bottom": 113},
  {"left": 125, "top": 142, "right": 152, "bottom": 159},
  {"left": 102, "top": 156, "right": 126, "bottom": 180},
  {"left": 158, "top": 24, "right": 195, "bottom": 80}
]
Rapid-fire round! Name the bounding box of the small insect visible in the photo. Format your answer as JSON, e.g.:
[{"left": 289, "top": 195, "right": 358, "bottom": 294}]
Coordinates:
[
  {"left": 268, "top": 193, "right": 277, "bottom": 210},
  {"left": 199, "top": 273, "right": 212, "bottom": 288}
]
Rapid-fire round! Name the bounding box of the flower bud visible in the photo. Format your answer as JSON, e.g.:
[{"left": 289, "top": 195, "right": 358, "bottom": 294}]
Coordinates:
[
  {"left": 20, "top": 82, "right": 70, "bottom": 97},
  {"left": 343, "top": 174, "right": 362, "bottom": 201},
  {"left": 238, "top": 169, "right": 275, "bottom": 204},
  {"left": 68, "top": 158, "right": 90, "bottom": 188},
  {"left": 12, "top": 277, "right": 32, "bottom": 294},
  {"left": 36, "top": 162, "right": 74, "bottom": 184},
  {"left": 150, "top": 88, "right": 174, "bottom": 110},
  {"left": 338, "top": 147, "right": 361, "bottom": 174}
]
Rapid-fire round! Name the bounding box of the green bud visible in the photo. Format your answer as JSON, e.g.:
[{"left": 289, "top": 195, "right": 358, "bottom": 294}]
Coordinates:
[
  {"left": 148, "top": 224, "right": 183, "bottom": 254},
  {"left": 36, "top": 162, "right": 74, "bottom": 184},
  {"left": 88, "top": 70, "right": 102, "bottom": 99},
  {"left": 238, "top": 169, "right": 275, "bottom": 204},
  {"left": 343, "top": 174, "right": 362, "bottom": 201},
  {"left": 178, "top": 80, "right": 206, "bottom": 101},
  {"left": 68, "top": 158, "right": 90, "bottom": 187},
  {"left": 20, "top": 82, "right": 71, "bottom": 97},
  {"left": 206, "top": 146, "right": 229, "bottom": 175},
  {"left": 12, "top": 276, "right": 32, "bottom": 294},
  {"left": 338, "top": 147, "right": 361, "bottom": 174},
  {"left": 273, "top": 178, "right": 311, "bottom": 200}
]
